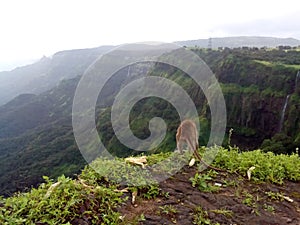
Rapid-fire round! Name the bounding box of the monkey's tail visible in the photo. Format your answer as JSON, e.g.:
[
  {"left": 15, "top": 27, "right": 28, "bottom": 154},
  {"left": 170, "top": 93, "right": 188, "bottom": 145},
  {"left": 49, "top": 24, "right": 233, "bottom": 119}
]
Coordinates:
[
  {"left": 186, "top": 138, "right": 224, "bottom": 172},
  {"left": 193, "top": 149, "right": 225, "bottom": 172}
]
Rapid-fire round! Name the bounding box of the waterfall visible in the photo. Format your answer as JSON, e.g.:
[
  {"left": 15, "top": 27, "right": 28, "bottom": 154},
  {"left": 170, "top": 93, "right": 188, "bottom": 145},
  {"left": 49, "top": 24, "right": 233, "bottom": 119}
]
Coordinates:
[
  {"left": 296, "top": 70, "right": 300, "bottom": 90},
  {"left": 278, "top": 94, "right": 290, "bottom": 132}
]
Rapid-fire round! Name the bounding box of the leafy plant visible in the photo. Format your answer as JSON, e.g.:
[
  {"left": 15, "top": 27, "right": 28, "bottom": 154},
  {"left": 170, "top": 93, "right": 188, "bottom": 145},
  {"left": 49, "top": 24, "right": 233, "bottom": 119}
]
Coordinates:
[
  {"left": 210, "top": 208, "right": 233, "bottom": 218},
  {"left": 190, "top": 172, "right": 220, "bottom": 192},
  {"left": 141, "top": 185, "right": 161, "bottom": 199},
  {"left": 159, "top": 205, "right": 178, "bottom": 215},
  {"left": 263, "top": 204, "right": 275, "bottom": 213},
  {"left": 242, "top": 191, "right": 256, "bottom": 207},
  {"left": 0, "top": 175, "right": 124, "bottom": 225},
  {"left": 265, "top": 191, "right": 285, "bottom": 201},
  {"left": 193, "top": 206, "right": 220, "bottom": 225},
  {"left": 241, "top": 191, "right": 260, "bottom": 215}
]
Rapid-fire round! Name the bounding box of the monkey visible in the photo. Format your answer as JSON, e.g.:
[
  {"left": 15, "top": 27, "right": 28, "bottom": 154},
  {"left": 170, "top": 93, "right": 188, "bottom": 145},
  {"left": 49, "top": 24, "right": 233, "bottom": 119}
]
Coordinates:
[
  {"left": 176, "top": 119, "right": 199, "bottom": 154},
  {"left": 176, "top": 119, "right": 224, "bottom": 172}
]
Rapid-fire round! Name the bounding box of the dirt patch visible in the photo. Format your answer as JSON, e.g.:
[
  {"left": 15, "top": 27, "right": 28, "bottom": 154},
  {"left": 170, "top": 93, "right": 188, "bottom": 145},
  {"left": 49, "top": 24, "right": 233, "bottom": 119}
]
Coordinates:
[{"left": 118, "top": 165, "right": 300, "bottom": 225}]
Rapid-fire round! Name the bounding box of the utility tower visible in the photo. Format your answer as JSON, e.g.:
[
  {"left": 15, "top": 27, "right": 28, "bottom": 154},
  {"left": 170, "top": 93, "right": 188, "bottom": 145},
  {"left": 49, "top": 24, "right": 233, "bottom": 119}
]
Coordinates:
[{"left": 208, "top": 37, "right": 212, "bottom": 50}]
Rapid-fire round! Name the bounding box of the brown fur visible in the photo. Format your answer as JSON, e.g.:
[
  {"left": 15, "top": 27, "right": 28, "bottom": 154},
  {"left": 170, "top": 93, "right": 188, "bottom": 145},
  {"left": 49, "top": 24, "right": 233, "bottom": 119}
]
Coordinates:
[
  {"left": 176, "top": 119, "right": 224, "bottom": 172},
  {"left": 176, "top": 119, "right": 199, "bottom": 154}
]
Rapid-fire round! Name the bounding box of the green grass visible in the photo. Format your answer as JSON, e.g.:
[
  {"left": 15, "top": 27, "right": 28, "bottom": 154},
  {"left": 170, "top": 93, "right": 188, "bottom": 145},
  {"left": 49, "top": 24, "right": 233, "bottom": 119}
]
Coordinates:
[
  {"left": 212, "top": 146, "right": 300, "bottom": 184},
  {"left": 0, "top": 146, "right": 299, "bottom": 224},
  {"left": 0, "top": 175, "right": 124, "bottom": 224},
  {"left": 253, "top": 60, "right": 300, "bottom": 70}
]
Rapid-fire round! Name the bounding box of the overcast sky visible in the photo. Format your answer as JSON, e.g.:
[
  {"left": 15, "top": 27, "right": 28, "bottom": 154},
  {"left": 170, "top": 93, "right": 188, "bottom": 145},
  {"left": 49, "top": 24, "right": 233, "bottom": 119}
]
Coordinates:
[{"left": 0, "top": 0, "right": 300, "bottom": 71}]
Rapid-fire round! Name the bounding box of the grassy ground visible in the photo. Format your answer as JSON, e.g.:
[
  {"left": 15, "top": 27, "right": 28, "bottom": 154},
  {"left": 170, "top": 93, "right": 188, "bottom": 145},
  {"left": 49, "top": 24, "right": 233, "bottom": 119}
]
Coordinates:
[
  {"left": 0, "top": 147, "right": 299, "bottom": 224},
  {"left": 253, "top": 59, "right": 300, "bottom": 70}
]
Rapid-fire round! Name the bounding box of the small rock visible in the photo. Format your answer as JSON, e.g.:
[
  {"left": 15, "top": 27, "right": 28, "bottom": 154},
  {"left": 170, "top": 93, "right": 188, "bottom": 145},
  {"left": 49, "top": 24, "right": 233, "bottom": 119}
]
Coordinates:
[{"left": 208, "top": 212, "right": 216, "bottom": 218}]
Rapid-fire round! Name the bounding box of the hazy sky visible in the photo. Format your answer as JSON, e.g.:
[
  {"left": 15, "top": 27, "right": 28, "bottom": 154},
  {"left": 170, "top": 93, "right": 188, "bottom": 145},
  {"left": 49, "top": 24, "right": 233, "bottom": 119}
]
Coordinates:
[{"left": 0, "top": 0, "right": 300, "bottom": 71}]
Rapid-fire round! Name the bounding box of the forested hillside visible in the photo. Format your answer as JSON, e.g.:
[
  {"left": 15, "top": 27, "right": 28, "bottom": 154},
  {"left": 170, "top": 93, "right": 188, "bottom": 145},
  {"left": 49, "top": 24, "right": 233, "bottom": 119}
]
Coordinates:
[
  {"left": 0, "top": 46, "right": 112, "bottom": 106},
  {"left": 192, "top": 48, "right": 300, "bottom": 151},
  {"left": 0, "top": 46, "right": 299, "bottom": 196}
]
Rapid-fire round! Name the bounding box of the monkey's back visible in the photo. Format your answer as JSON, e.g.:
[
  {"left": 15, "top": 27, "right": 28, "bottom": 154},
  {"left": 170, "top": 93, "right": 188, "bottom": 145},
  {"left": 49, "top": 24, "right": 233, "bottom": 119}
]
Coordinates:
[{"left": 179, "top": 120, "right": 197, "bottom": 137}]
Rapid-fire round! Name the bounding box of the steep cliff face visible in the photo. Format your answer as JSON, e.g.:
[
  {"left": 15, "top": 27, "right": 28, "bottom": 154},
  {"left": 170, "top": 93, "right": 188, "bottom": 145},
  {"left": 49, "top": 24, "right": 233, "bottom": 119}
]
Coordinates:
[
  {"left": 193, "top": 48, "right": 300, "bottom": 151},
  {"left": 226, "top": 91, "right": 277, "bottom": 135},
  {"left": 285, "top": 94, "right": 300, "bottom": 139},
  {"left": 223, "top": 87, "right": 299, "bottom": 149},
  {"left": 94, "top": 49, "right": 300, "bottom": 152}
]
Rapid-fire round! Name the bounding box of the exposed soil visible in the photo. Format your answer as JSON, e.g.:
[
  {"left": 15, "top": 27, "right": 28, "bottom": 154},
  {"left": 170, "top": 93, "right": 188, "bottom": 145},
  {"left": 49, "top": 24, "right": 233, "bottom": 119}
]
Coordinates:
[{"left": 118, "top": 165, "right": 300, "bottom": 225}]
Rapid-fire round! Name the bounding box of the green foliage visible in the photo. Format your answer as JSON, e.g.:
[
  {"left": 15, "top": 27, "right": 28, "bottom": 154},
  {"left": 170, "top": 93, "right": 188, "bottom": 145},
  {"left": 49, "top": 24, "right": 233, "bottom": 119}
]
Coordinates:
[
  {"left": 0, "top": 147, "right": 300, "bottom": 223},
  {"left": 145, "top": 151, "right": 172, "bottom": 165},
  {"left": 193, "top": 206, "right": 220, "bottom": 225},
  {"left": 265, "top": 191, "right": 285, "bottom": 201},
  {"left": 213, "top": 147, "right": 300, "bottom": 184},
  {"left": 83, "top": 157, "right": 154, "bottom": 186},
  {"left": 254, "top": 59, "right": 300, "bottom": 70},
  {"left": 190, "top": 171, "right": 220, "bottom": 192},
  {"left": 81, "top": 156, "right": 156, "bottom": 187},
  {"left": 0, "top": 175, "right": 124, "bottom": 225},
  {"left": 263, "top": 204, "right": 275, "bottom": 213},
  {"left": 241, "top": 191, "right": 260, "bottom": 215},
  {"left": 242, "top": 191, "right": 257, "bottom": 207},
  {"left": 261, "top": 133, "right": 300, "bottom": 155},
  {"left": 79, "top": 153, "right": 190, "bottom": 201},
  {"left": 210, "top": 209, "right": 233, "bottom": 218},
  {"left": 0, "top": 77, "right": 86, "bottom": 196},
  {"left": 2, "top": 47, "right": 300, "bottom": 196},
  {"left": 141, "top": 185, "right": 161, "bottom": 200},
  {"left": 159, "top": 205, "right": 178, "bottom": 215},
  {"left": 195, "top": 48, "right": 300, "bottom": 151},
  {"left": 261, "top": 87, "right": 284, "bottom": 97}
]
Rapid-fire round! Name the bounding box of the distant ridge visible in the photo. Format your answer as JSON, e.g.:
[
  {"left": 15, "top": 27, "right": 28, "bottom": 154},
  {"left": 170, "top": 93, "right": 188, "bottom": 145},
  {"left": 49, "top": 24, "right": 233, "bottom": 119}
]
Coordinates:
[
  {"left": 176, "top": 36, "right": 300, "bottom": 48},
  {"left": 1, "top": 36, "right": 300, "bottom": 105},
  {"left": 0, "top": 46, "right": 113, "bottom": 106}
]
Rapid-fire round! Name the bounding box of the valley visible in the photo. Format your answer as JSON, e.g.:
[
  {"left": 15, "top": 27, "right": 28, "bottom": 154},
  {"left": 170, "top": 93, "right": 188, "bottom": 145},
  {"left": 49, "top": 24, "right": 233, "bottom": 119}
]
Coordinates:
[{"left": 0, "top": 39, "right": 299, "bottom": 198}]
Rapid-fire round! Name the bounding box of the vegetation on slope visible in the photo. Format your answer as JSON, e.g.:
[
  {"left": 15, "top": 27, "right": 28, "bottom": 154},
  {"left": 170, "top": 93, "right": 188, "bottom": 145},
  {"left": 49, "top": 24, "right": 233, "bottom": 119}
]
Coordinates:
[
  {"left": 1, "top": 147, "right": 299, "bottom": 224},
  {"left": 0, "top": 47, "right": 300, "bottom": 196}
]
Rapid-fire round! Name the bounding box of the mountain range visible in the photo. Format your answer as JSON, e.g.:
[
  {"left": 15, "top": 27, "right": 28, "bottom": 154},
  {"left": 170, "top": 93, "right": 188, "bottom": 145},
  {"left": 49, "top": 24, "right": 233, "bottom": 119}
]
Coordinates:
[
  {"left": 176, "top": 36, "right": 300, "bottom": 48},
  {"left": 0, "top": 46, "right": 112, "bottom": 106},
  {"left": 1, "top": 36, "right": 300, "bottom": 106}
]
